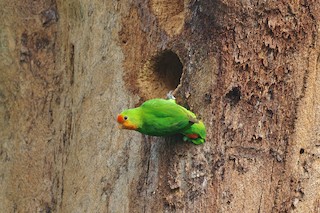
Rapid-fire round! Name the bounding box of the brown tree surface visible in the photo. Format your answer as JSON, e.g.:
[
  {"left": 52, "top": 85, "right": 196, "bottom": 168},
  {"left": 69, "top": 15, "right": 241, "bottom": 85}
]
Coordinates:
[{"left": 1, "top": 0, "right": 320, "bottom": 212}]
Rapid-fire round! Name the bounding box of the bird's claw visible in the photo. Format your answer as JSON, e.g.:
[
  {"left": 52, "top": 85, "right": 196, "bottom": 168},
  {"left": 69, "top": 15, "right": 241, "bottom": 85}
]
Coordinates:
[{"left": 166, "top": 90, "right": 176, "bottom": 100}]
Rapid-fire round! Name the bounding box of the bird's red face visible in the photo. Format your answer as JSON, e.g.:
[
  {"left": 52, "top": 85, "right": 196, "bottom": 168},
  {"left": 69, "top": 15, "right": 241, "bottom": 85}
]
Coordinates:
[{"left": 117, "top": 114, "right": 138, "bottom": 130}]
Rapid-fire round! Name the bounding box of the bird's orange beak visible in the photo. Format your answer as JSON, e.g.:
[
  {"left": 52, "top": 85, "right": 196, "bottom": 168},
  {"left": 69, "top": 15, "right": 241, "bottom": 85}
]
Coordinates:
[
  {"left": 117, "top": 114, "right": 124, "bottom": 123},
  {"left": 117, "top": 114, "right": 124, "bottom": 129}
]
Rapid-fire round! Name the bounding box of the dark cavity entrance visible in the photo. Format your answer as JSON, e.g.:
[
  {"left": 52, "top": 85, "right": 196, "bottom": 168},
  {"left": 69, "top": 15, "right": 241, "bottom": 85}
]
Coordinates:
[
  {"left": 152, "top": 50, "right": 183, "bottom": 91},
  {"left": 225, "top": 86, "right": 241, "bottom": 106},
  {"left": 137, "top": 50, "right": 183, "bottom": 99}
]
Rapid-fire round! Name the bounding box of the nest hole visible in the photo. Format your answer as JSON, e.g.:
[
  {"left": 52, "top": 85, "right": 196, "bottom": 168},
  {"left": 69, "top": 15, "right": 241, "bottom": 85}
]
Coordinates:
[{"left": 138, "top": 50, "right": 183, "bottom": 99}]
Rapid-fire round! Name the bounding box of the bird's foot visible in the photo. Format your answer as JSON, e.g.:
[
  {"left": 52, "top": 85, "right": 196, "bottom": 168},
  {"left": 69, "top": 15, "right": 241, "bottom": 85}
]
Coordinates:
[{"left": 166, "top": 90, "right": 176, "bottom": 100}]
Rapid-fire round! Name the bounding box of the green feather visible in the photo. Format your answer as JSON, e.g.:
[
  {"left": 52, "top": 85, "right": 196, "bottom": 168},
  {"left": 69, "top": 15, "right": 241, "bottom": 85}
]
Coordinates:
[
  {"left": 181, "top": 121, "right": 206, "bottom": 144},
  {"left": 139, "top": 99, "right": 194, "bottom": 136}
]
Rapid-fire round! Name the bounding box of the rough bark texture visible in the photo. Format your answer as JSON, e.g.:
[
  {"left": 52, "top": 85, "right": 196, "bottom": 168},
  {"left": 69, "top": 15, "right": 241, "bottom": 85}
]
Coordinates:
[{"left": 1, "top": 0, "right": 320, "bottom": 212}]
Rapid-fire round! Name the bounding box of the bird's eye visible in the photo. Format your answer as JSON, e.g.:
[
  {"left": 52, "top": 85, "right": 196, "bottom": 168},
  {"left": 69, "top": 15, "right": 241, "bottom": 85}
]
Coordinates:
[{"left": 124, "top": 116, "right": 128, "bottom": 120}]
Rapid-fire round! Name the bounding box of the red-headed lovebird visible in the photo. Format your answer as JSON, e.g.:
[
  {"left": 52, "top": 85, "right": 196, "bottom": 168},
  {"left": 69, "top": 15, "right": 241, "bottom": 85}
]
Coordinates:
[{"left": 117, "top": 98, "right": 206, "bottom": 145}]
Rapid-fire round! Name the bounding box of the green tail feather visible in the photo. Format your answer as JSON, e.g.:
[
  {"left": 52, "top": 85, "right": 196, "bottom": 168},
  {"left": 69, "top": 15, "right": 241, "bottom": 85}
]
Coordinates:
[
  {"left": 181, "top": 121, "right": 206, "bottom": 145},
  {"left": 183, "top": 136, "right": 205, "bottom": 145}
]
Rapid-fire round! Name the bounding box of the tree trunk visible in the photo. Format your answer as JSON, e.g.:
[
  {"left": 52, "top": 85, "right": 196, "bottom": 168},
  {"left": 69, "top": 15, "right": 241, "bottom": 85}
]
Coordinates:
[{"left": 1, "top": 0, "right": 320, "bottom": 212}]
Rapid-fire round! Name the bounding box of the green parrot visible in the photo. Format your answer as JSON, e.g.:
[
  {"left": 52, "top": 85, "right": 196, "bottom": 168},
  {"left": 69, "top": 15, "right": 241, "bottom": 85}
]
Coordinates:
[{"left": 117, "top": 98, "right": 206, "bottom": 144}]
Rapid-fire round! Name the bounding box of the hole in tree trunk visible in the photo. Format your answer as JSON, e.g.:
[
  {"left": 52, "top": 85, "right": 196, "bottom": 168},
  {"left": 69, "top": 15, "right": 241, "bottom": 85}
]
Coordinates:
[
  {"left": 137, "top": 50, "right": 183, "bottom": 99},
  {"left": 299, "top": 148, "right": 304, "bottom": 154},
  {"left": 225, "top": 86, "right": 241, "bottom": 106}
]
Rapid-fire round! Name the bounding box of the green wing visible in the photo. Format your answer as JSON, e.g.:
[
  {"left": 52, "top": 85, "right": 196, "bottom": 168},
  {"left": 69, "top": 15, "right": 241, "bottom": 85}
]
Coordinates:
[{"left": 138, "top": 99, "right": 196, "bottom": 136}]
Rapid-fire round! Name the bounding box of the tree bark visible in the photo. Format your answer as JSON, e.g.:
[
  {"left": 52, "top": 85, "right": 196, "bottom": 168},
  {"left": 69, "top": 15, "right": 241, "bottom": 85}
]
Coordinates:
[{"left": 1, "top": 0, "right": 320, "bottom": 212}]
